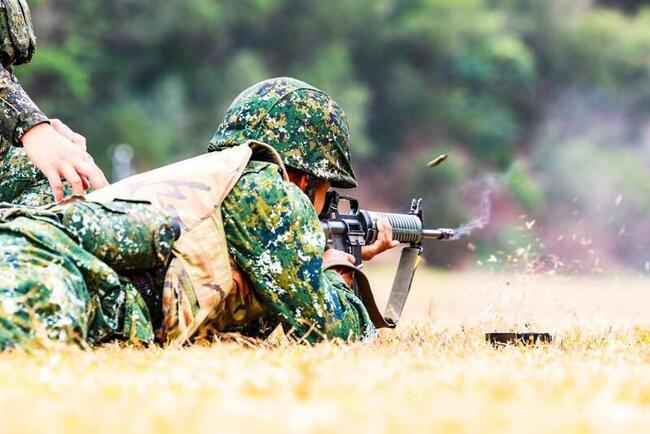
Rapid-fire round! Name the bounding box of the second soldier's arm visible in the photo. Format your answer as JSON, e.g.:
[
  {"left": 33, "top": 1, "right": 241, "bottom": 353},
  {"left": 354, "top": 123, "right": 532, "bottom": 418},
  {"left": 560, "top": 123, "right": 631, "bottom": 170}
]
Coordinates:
[
  {"left": 0, "top": 64, "right": 108, "bottom": 199},
  {"left": 0, "top": 65, "right": 47, "bottom": 142},
  {"left": 221, "top": 161, "right": 377, "bottom": 343}
]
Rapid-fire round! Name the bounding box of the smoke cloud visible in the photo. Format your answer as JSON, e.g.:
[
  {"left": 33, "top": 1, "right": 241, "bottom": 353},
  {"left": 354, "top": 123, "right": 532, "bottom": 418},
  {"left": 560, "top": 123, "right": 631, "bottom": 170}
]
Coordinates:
[{"left": 452, "top": 175, "right": 499, "bottom": 240}]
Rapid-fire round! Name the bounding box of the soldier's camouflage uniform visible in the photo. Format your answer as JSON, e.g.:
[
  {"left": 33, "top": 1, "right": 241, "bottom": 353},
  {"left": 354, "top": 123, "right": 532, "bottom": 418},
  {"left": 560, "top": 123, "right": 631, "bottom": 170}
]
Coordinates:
[
  {"left": 221, "top": 160, "right": 374, "bottom": 342},
  {"left": 213, "top": 78, "right": 375, "bottom": 341},
  {"left": 0, "top": 77, "right": 376, "bottom": 350},
  {"left": 0, "top": 200, "right": 177, "bottom": 349},
  {"left": 0, "top": 0, "right": 52, "bottom": 207}
]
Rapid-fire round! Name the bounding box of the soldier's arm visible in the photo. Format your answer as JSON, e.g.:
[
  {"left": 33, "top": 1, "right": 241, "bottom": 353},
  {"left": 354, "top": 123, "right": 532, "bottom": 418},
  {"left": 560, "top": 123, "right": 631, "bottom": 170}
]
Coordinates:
[
  {"left": 0, "top": 65, "right": 109, "bottom": 199},
  {"left": 0, "top": 65, "right": 48, "bottom": 144},
  {"left": 222, "top": 162, "right": 376, "bottom": 342}
]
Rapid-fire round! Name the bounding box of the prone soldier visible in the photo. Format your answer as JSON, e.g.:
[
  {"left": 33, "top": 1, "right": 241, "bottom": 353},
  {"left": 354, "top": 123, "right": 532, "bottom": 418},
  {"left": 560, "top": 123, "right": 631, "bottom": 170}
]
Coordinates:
[{"left": 0, "top": 77, "right": 399, "bottom": 349}]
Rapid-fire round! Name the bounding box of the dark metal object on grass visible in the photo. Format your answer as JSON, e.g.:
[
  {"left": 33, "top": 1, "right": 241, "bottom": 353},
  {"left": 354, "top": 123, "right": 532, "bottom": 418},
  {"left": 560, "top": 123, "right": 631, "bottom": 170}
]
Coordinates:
[{"left": 486, "top": 332, "right": 552, "bottom": 347}]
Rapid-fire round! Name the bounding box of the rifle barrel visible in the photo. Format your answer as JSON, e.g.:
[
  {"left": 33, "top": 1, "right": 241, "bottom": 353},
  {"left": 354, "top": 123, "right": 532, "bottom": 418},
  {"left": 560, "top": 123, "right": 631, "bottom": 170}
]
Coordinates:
[{"left": 422, "top": 228, "right": 455, "bottom": 240}]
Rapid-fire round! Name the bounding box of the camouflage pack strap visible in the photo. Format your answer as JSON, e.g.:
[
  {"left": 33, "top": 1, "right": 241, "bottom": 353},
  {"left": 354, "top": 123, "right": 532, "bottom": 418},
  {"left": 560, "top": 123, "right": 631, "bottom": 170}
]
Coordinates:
[{"left": 383, "top": 246, "right": 423, "bottom": 327}]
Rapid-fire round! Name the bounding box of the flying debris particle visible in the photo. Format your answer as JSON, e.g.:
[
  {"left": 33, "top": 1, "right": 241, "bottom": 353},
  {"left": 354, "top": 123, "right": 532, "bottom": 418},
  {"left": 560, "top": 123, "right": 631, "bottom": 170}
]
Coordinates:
[
  {"left": 645, "top": 262, "right": 649, "bottom": 273},
  {"left": 525, "top": 220, "right": 536, "bottom": 230},
  {"left": 615, "top": 194, "right": 623, "bottom": 207},
  {"left": 488, "top": 255, "right": 498, "bottom": 263},
  {"left": 467, "top": 242, "right": 477, "bottom": 252}
]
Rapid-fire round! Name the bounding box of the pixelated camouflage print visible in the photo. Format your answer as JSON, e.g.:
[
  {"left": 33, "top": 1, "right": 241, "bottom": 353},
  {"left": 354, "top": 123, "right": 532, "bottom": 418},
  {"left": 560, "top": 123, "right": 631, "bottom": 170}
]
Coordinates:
[
  {"left": 54, "top": 199, "right": 177, "bottom": 273},
  {"left": 0, "top": 137, "right": 56, "bottom": 206},
  {"left": 0, "top": 0, "right": 37, "bottom": 67},
  {"left": 221, "top": 160, "right": 376, "bottom": 342},
  {"left": 0, "top": 66, "right": 47, "bottom": 144},
  {"left": 209, "top": 77, "right": 357, "bottom": 189},
  {"left": 0, "top": 1, "right": 49, "bottom": 149},
  {"left": 0, "top": 200, "right": 178, "bottom": 350}
]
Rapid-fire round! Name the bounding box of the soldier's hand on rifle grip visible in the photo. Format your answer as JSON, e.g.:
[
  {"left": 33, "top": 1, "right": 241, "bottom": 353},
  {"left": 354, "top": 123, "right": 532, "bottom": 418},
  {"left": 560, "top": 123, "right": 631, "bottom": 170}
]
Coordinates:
[{"left": 362, "top": 217, "right": 400, "bottom": 261}]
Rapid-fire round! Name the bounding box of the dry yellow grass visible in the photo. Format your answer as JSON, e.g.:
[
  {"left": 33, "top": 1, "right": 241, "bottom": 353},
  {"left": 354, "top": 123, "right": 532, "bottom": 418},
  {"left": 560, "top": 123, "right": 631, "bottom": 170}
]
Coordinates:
[{"left": 1, "top": 268, "right": 649, "bottom": 434}]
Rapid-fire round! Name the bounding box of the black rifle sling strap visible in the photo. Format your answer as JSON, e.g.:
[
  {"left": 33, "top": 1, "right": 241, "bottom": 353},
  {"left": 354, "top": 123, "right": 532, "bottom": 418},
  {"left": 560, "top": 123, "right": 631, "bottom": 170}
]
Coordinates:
[{"left": 383, "top": 246, "right": 423, "bottom": 327}]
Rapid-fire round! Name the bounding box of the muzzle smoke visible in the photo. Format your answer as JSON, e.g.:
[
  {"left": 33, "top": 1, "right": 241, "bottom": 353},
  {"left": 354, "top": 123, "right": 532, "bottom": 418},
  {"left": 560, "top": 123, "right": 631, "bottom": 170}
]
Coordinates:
[{"left": 452, "top": 176, "right": 498, "bottom": 240}]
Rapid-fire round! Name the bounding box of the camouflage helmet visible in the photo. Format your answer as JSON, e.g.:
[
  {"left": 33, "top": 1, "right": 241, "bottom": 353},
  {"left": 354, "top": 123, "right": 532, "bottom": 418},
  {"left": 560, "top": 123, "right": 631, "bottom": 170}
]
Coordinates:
[{"left": 208, "top": 77, "right": 357, "bottom": 188}]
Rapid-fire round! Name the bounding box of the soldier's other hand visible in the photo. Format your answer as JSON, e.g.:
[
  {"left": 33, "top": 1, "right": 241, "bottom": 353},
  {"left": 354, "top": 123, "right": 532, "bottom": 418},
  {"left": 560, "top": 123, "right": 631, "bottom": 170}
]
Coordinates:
[
  {"left": 323, "top": 248, "right": 355, "bottom": 266},
  {"left": 323, "top": 248, "right": 356, "bottom": 286},
  {"left": 21, "top": 122, "right": 109, "bottom": 201},
  {"left": 362, "top": 217, "right": 400, "bottom": 261}
]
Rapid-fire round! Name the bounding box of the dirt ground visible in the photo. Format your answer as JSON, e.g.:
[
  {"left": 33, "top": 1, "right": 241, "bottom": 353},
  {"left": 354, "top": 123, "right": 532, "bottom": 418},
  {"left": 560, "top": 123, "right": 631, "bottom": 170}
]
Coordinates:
[
  {"left": 0, "top": 268, "right": 649, "bottom": 434},
  {"left": 368, "top": 266, "right": 650, "bottom": 331}
]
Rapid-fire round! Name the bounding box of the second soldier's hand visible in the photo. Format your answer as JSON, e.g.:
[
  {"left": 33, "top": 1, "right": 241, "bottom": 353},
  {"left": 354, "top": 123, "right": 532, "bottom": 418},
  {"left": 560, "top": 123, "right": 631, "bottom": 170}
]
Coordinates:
[{"left": 21, "top": 122, "right": 109, "bottom": 201}]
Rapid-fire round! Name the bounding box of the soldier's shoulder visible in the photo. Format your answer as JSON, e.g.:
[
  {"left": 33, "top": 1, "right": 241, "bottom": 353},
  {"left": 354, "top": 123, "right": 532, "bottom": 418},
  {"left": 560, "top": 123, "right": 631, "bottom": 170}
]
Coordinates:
[
  {"left": 229, "top": 160, "right": 308, "bottom": 209},
  {"left": 238, "top": 160, "right": 288, "bottom": 193}
]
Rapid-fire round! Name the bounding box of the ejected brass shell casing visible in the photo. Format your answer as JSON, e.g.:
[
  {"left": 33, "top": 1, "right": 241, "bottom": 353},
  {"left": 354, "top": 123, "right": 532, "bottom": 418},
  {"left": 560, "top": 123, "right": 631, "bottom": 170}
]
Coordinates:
[{"left": 427, "top": 154, "right": 448, "bottom": 168}]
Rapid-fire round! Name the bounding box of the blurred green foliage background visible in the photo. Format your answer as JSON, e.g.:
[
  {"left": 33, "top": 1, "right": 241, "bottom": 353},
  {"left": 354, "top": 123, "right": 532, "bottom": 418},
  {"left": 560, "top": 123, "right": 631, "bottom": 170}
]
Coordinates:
[{"left": 18, "top": 0, "right": 650, "bottom": 271}]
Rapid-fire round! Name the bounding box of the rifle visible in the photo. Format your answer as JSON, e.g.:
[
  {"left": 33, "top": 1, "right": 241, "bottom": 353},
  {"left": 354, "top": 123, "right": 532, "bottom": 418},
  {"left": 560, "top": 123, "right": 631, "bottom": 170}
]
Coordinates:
[{"left": 320, "top": 191, "right": 455, "bottom": 328}]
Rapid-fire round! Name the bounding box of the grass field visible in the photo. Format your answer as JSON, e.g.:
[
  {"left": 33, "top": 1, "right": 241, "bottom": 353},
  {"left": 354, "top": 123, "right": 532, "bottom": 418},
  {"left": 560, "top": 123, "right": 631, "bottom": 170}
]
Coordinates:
[{"left": 1, "top": 268, "right": 649, "bottom": 434}]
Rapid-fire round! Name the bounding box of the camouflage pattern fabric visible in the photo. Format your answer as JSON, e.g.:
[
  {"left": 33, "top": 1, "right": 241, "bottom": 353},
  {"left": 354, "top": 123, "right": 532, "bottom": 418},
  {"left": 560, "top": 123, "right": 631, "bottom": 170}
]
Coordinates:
[
  {"left": 0, "top": 0, "right": 47, "bottom": 146},
  {"left": 0, "top": 74, "right": 375, "bottom": 346},
  {"left": 221, "top": 160, "right": 376, "bottom": 342},
  {"left": 0, "top": 137, "right": 55, "bottom": 206},
  {"left": 0, "top": 200, "right": 176, "bottom": 350},
  {"left": 0, "top": 68, "right": 47, "bottom": 144},
  {"left": 209, "top": 77, "right": 358, "bottom": 188},
  {"left": 0, "top": 0, "right": 37, "bottom": 67},
  {"left": 0, "top": 156, "right": 376, "bottom": 346},
  {"left": 57, "top": 199, "right": 177, "bottom": 274}
]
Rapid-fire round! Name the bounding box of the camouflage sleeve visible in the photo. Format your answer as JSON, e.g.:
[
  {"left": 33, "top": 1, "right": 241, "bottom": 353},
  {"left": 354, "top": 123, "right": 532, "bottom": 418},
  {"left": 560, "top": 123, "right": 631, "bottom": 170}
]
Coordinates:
[
  {"left": 221, "top": 161, "right": 376, "bottom": 342},
  {"left": 0, "top": 65, "right": 48, "bottom": 145}
]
